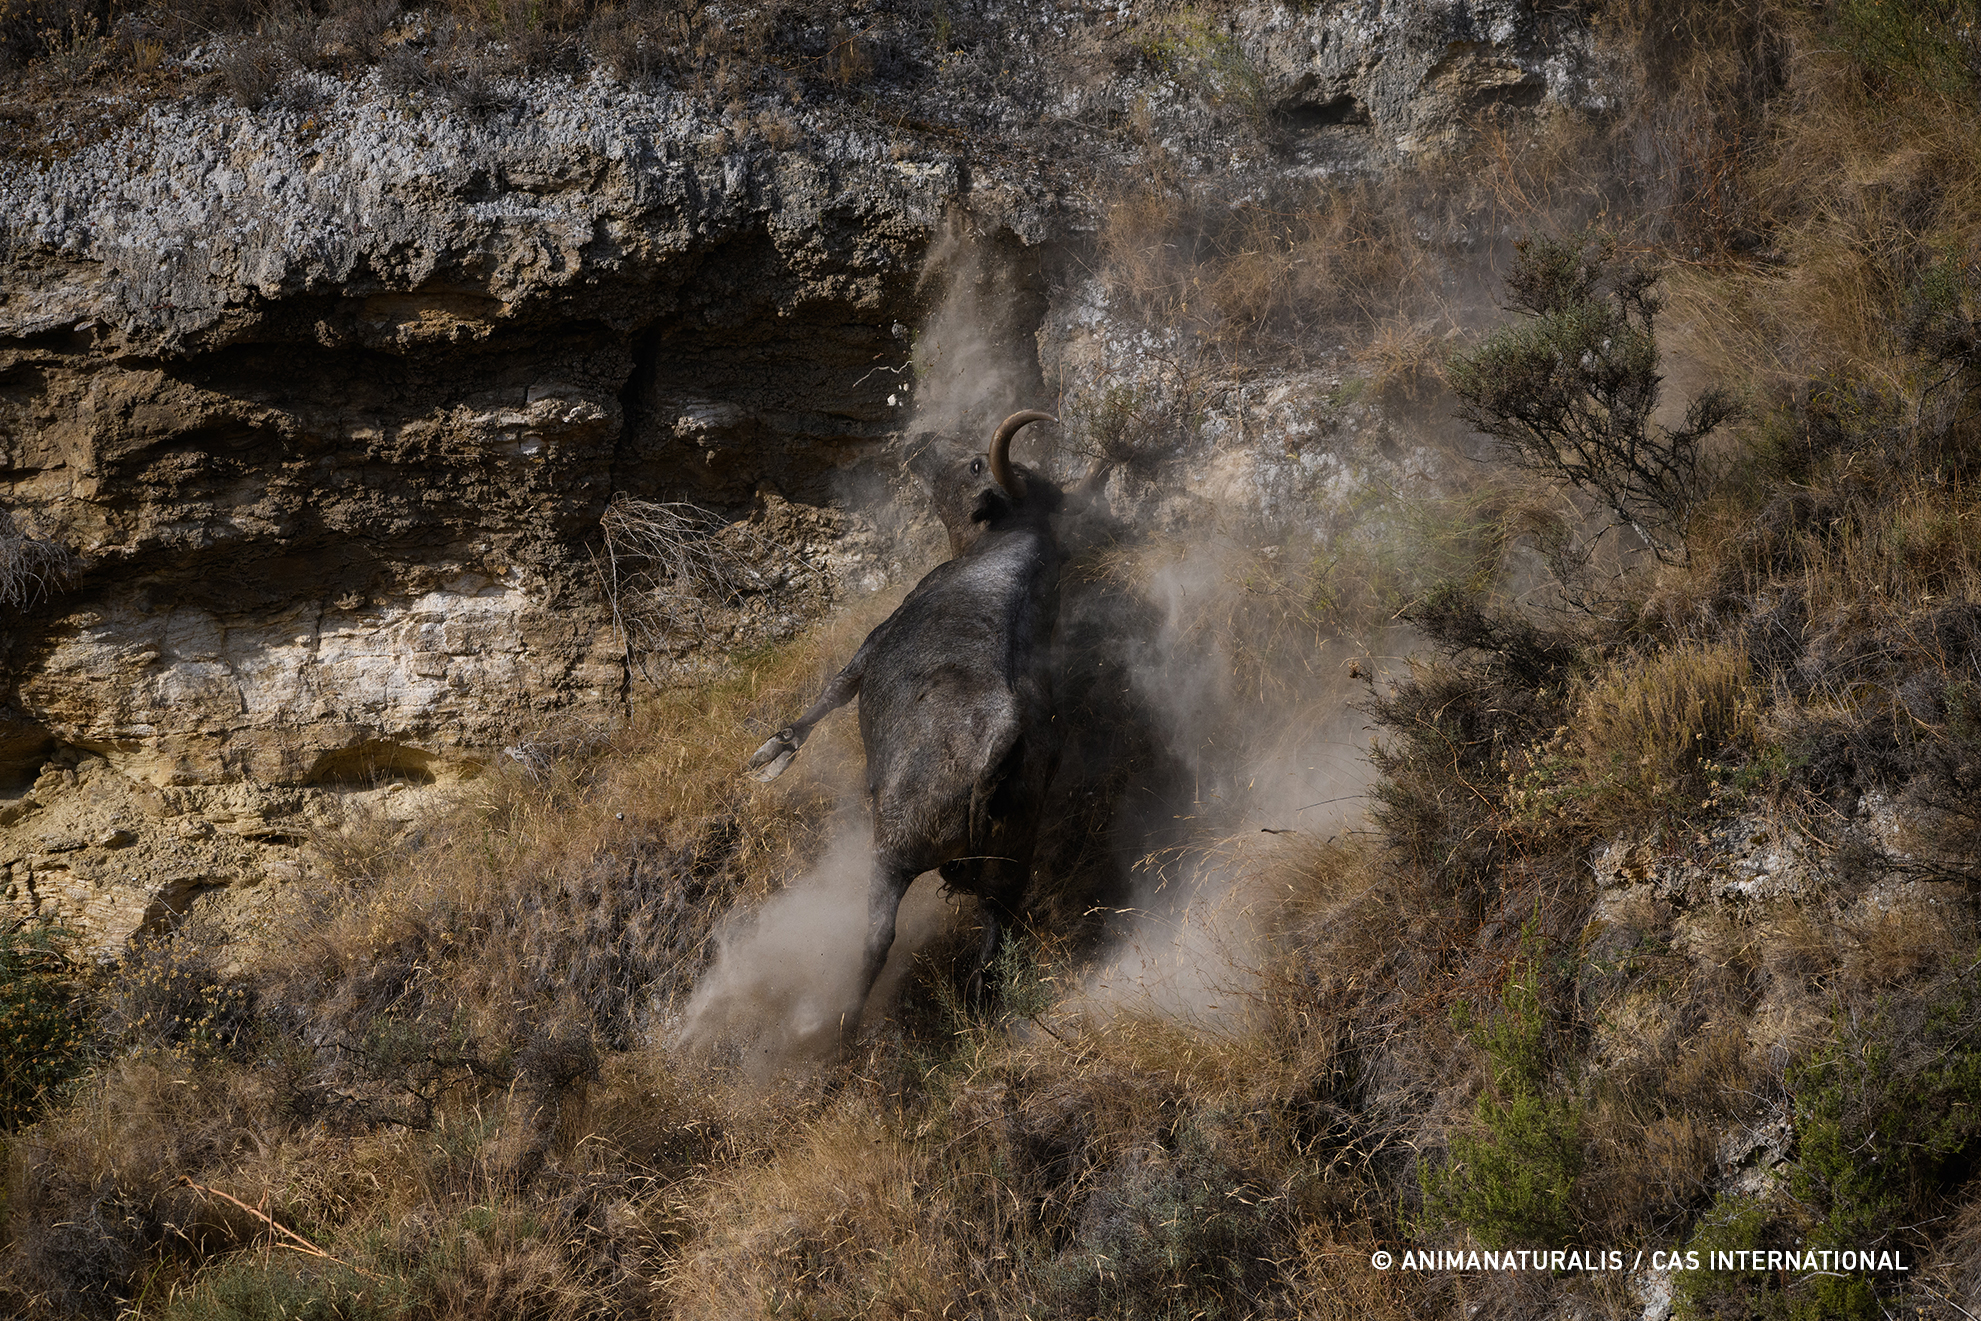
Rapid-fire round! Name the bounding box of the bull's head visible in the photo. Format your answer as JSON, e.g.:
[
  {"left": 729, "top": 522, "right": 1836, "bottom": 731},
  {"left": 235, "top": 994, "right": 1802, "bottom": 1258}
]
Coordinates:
[{"left": 909, "top": 410, "right": 1061, "bottom": 557}]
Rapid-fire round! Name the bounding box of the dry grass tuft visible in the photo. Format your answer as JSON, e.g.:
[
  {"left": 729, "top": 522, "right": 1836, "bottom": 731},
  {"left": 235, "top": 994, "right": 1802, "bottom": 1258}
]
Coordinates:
[{"left": 1571, "top": 640, "right": 1759, "bottom": 822}]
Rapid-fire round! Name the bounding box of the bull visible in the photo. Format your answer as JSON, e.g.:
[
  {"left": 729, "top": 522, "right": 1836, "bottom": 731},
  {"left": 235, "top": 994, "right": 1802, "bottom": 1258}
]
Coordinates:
[{"left": 746, "top": 409, "right": 1078, "bottom": 1040}]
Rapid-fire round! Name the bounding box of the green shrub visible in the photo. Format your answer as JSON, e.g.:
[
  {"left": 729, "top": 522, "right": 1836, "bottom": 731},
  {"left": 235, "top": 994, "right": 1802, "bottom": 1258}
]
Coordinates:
[
  {"left": 1831, "top": 0, "right": 1981, "bottom": 98},
  {"left": 1447, "top": 233, "right": 1738, "bottom": 564},
  {"left": 1784, "top": 977, "right": 1981, "bottom": 1314},
  {"left": 1675, "top": 964, "right": 1981, "bottom": 1321},
  {"left": 0, "top": 922, "right": 89, "bottom": 1127},
  {"left": 1672, "top": 1193, "right": 1796, "bottom": 1320},
  {"left": 1427, "top": 949, "right": 1583, "bottom": 1247}
]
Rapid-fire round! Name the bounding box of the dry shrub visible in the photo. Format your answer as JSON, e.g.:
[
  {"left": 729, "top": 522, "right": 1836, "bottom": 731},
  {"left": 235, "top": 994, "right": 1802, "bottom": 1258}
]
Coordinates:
[
  {"left": 5, "top": 1055, "right": 281, "bottom": 1317},
  {"left": 1831, "top": 881, "right": 1976, "bottom": 994},
  {"left": 1803, "top": 485, "right": 1981, "bottom": 617},
  {"left": 1593, "top": 1110, "right": 1715, "bottom": 1233},
  {"left": 1366, "top": 588, "right": 1583, "bottom": 895},
  {"left": 1064, "top": 361, "right": 1210, "bottom": 478},
  {"left": 254, "top": 632, "right": 857, "bottom": 1073},
  {"left": 1353, "top": 314, "right": 1453, "bottom": 405},
  {"left": 932, "top": 1019, "right": 1314, "bottom": 1317},
  {"left": 1661, "top": 1025, "right": 1758, "bottom": 1124},
  {"left": 0, "top": 508, "right": 72, "bottom": 611},
  {"left": 1638, "top": 4, "right": 1981, "bottom": 398},
  {"left": 1597, "top": 0, "right": 1789, "bottom": 261},
  {"left": 214, "top": 40, "right": 289, "bottom": 107},
  {"left": 821, "top": 22, "right": 870, "bottom": 85},
  {"left": 1289, "top": 1220, "right": 1452, "bottom": 1321},
  {"left": 598, "top": 496, "right": 785, "bottom": 677},
  {"left": 1940, "top": 1192, "right": 1981, "bottom": 1314},
  {"left": 1570, "top": 640, "right": 1759, "bottom": 823},
  {"left": 1079, "top": 485, "right": 1514, "bottom": 722}
]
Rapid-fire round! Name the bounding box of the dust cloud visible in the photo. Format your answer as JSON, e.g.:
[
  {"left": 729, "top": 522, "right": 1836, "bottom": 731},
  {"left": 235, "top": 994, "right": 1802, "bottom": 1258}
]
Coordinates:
[
  {"left": 1065, "top": 541, "right": 1389, "bottom": 1025},
  {"left": 672, "top": 820, "right": 965, "bottom": 1077},
  {"left": 671, "top": 825, "right": 873, "bottom": 1074},
  {"left": 901, "top": 218, "right": 1050, "bottom": 449}
]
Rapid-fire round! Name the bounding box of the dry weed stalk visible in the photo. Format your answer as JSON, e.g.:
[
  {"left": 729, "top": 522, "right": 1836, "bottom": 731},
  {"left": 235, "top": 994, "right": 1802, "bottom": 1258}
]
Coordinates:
[
  {"left": 598, "top": 495, "right": 778, "bottom": 677},
  {"left": 0, "top": 507, "right": 71, "bottom": 610},
  {"left": 177, "top": 1176, "right": 366, "bottom": 1274}
]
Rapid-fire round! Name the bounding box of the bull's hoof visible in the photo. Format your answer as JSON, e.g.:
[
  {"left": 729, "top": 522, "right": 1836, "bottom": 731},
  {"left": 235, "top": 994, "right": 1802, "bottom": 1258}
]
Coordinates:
[{"left": 746, "top": 734, "right": 797, "bottom": 782}]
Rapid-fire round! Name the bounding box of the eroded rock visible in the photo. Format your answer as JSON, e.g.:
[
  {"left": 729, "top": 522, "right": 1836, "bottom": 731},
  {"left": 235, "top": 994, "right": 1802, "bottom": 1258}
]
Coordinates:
[{"left": 0, "top": 0, "right": 1605, "bottom": 950}]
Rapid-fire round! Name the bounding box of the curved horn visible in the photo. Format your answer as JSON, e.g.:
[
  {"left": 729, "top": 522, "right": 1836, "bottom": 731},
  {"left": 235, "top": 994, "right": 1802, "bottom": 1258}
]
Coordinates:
[{"left": 988, "top": 410, "right": 1057, "bottom": 498}]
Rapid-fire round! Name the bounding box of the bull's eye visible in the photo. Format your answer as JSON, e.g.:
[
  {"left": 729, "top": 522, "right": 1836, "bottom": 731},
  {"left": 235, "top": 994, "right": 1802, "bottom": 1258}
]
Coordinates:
[{"left": 970, "top": 458, "right": 984, "bottom": 475}]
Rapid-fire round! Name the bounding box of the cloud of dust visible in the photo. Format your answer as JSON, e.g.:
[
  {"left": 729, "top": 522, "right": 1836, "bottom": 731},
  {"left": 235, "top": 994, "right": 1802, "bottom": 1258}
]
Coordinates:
[
  {"left": 903, "top": 218, "right": 1050, "bottom": 450},
  {"left": 1066, "top": 540, "right": 1392, "bottom": 1024},
  {"left": 672, "top": 815, "right": 964, "bottom": 1077},
  {"left": 672, "top": 825, "right": 875, "bottom": 1076}
]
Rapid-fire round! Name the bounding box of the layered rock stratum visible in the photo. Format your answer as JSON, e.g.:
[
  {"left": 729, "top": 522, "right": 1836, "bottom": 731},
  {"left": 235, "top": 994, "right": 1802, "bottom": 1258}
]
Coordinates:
[{"left": 0, "top": 0, "right": 1603, "bottom": 946}]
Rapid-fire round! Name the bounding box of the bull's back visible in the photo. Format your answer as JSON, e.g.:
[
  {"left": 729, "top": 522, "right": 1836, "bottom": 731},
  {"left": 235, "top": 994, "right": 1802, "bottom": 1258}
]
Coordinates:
[{"left": 857, "top": 530, "right": 1060, "bottom": 862}]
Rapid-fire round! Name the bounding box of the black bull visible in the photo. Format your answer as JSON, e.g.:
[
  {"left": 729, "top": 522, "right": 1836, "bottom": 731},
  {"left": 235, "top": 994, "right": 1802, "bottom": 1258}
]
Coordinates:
[{"left": 746, "top": 410, "right": 1086, "bottom": 1039}]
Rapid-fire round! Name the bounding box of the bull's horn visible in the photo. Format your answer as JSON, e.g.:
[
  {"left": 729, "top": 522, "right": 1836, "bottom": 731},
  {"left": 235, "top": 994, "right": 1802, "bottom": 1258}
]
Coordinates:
[{"left": 988, "top": 410, "right": 1057, "bottom": 498}]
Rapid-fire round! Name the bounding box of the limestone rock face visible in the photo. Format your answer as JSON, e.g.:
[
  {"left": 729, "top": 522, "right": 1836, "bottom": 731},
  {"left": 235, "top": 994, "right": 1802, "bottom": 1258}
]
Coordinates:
[
  {"left": 1, "top": 79, "right": 965, "bottom": 774},
  {"left": 1237, "top": 0, "right": 1601, "bottom": 164},
  {"left": 0, "top": 80, "right": 976, "bottom": 943},
  {"left": 0, "top": 0, "right": 1604, "bottom": 948}
]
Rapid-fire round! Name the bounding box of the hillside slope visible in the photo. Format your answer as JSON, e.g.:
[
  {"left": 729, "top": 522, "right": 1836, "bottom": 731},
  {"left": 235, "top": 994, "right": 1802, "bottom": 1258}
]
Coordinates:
[{"left": 1, "top": 2, "right": 1979, "bottom": 1319}]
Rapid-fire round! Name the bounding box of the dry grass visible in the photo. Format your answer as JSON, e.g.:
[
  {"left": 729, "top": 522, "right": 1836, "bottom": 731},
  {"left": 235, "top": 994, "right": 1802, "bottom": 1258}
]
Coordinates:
[
  {"left": 1571, "top": 641, "right": 1760, "bottom": 821},
  {"left": 0, "top": 596, "right": 904, "bottom": 1317},
  {"left": 666, "top": 1096, "right": 968, "bottom": 1319},
  {"left": 663, "top": 854, "right": 1464, "bottom": 1319}
]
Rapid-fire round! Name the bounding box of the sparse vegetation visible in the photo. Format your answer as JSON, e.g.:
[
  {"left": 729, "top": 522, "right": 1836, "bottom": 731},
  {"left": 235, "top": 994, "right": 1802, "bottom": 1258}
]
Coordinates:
[
  {"left": 0, "top": 922, "right": 88, "bottom": 1128},
  {"left": 1427, "top": 939, "right": 1583, "bottom": 1249}
]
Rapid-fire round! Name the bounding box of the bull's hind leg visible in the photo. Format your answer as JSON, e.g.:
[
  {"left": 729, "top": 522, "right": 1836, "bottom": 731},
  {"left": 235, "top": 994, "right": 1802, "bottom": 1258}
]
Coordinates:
[
  {"left": 964, "top": 719, "right": 1057, "bottom": 1010},
  {"left": 966, "top": 872, "right": 1027, "bottom": 1009},
  {"left": 843, "top": 854, "right": 920, "bottom": 1052},
  {"left": 933, "top": 854, "right": 1008, "bottom": 1009}
]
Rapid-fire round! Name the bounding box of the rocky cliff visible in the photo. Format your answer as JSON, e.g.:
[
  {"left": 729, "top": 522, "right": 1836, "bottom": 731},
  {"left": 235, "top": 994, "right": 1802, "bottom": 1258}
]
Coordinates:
[{"left": 0, "top": 0, "right": 1603, "bottom": 947}]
